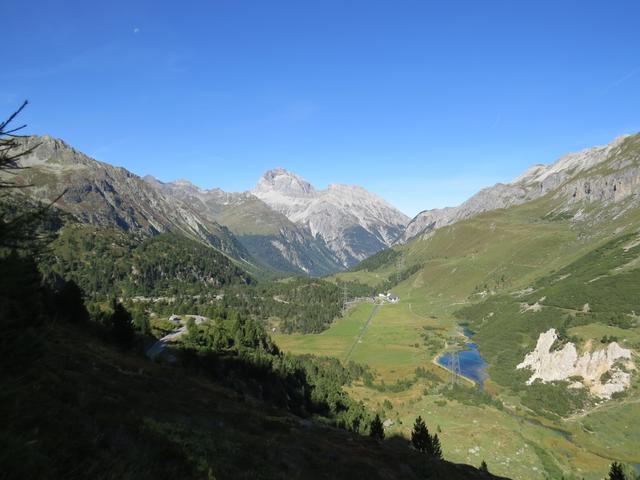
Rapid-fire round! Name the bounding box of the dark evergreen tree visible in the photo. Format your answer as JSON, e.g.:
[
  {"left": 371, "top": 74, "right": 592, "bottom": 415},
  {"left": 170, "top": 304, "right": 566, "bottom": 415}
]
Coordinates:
[
  {"left": 479, "top": 460, "right": 488, "bottom": 473},
  {"left": 608, "top": 462, "right": 626, "bottom": 480},
  {"left": 55, "top": 280, "right": 89, "bottom": 323},
  {"left": 369, "top": 413, "right": 385, "bottom": 441},
  {"left": 110, "top": 300, "right": 134, "bottom": 349},
  {"left": 431, "top": 433, "right": 443, "bottom": 459},
  {"left": 411, "top": 416, "right": 431, "bottom": 453}
]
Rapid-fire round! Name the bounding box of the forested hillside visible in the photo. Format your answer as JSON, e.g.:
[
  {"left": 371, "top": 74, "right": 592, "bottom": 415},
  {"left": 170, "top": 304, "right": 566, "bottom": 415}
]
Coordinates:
[{"left": 40, "top": 223, "right": 254, "bottom": 298}]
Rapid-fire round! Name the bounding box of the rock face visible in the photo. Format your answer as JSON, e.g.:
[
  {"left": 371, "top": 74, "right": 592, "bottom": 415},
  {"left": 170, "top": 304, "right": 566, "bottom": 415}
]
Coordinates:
[
  {"left": 252, "top": 168, "right": 410, "bottom": 266},
  {"left": 517, "top": 329, "right": 634, "bottom": 399},
  {"left": 6, "top": 136, "right": 250, "bottom": 260},
  {"left": 400, "top": 133, "right": 640, "bottom": 243},
  {"left": 144, "top": 176, "right": 343, "bottom": 275}
]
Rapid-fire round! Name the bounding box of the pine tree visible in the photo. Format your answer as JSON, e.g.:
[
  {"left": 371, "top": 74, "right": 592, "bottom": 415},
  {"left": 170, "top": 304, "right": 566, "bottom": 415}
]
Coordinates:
[
  {"left": 479, "top": 460, "right": 489, "bottom": 473},
  {"left": 369, "top": 413, "right": 385, "bottom": 441},
  {"left": 608, "top": 462, "right": 626, "bottom": 480},
  {"left": 411, "top": 416, "right": 431, "bottom": 453},
  {"left": 431, "top": 433, "right": 443, "bottom": 459}
]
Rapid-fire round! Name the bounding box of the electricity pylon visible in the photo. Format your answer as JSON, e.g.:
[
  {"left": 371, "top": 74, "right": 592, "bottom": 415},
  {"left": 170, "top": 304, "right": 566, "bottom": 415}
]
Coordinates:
[{"left": 449, "top": 350, "right": 461, "bottom": 388}]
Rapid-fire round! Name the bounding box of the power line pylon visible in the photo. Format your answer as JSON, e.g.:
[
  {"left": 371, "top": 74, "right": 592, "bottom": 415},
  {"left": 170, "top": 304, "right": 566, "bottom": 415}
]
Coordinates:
[
  {"left": 342, "top": 283, "right": 348, "bottom": 312},
  {"left": 396, "top": 252, "right": 406, "bottom": 284},
  {"left": 449, "top": 350, "right": 461, "bottom": 388}
]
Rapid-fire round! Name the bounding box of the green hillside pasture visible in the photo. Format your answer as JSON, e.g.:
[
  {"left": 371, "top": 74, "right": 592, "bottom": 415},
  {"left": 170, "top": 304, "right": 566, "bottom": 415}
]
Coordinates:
[
  {"left": 276, "top": 298, "right": 456, "bottom": 380},
  {"left": 347, "top": 379, "right": 615, "bottom": 480},
  {"left": 461, "top": 231, "right": 640, "bottom": 393},
  {"left": 274, "top": 302, "right": 374, "bottom": 359}
]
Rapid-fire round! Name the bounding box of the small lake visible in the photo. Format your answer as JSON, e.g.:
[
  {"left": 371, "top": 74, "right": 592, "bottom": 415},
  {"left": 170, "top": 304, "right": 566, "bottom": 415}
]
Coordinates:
[{"left": 437, "top": 326, "right": 489, "bottom": 387}]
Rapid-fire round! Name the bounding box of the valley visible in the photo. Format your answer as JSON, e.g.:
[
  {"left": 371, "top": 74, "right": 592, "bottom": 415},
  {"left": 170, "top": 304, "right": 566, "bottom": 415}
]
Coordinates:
[
  {"left": 271, "top": 136, "right": 640, "bottom": 479},
  {"left": 2, "top": 116, "right": 640, "bottom": 479}
]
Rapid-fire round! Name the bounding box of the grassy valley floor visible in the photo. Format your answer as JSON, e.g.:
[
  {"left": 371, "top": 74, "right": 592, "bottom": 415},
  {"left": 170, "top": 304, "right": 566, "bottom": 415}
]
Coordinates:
[{"left": 275, "top": 294, "right": 637, "bottom": 479}]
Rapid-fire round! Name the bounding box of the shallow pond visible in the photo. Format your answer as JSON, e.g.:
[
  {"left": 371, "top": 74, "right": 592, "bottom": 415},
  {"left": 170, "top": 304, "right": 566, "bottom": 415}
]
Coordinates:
[{"left": 437, "top": 326, "right": 489, "bottom": 387}]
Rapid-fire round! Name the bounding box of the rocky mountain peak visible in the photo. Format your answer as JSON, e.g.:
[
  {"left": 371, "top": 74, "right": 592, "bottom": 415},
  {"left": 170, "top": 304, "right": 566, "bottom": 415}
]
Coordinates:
[
  {"left": 254, "top": 168, "right": 316, "bottom": 198},
  {"left": 173, "top": 178, "right": 199, "bottom": 187},
  {"left": 251, "top": 169, "right": 409, "bottom": 267}
]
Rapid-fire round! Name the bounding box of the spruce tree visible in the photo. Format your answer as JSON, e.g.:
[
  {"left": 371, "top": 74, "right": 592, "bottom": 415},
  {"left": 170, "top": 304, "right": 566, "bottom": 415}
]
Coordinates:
[
  {"left": 369, "top": 413, "right": 385, "bottom": 441},
  {"left": 608, "top": 462, "right": 626, "bottom": 480},
  {"left": 431, "top": 433, "right": 443, "bottom": 459},
  {"left": 479, "top": 460, "right": 489, "bottom": 473},
  {"left": 184, "top": 317, "right": 198, "bottom": 347},
  {"left": 411, "top": 416, "right": 431, "bottom": 453}
]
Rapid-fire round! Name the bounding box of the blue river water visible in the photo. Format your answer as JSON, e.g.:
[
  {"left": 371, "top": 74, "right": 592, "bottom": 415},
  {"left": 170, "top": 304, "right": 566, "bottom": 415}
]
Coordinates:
[{"left": 437, "top": 326, "right": 489, "bottom": 387}]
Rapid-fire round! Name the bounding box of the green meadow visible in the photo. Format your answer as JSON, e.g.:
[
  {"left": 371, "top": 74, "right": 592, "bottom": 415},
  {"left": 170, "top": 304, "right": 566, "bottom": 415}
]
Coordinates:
[{"left": 274, "top": 194, "right": 640, "bottom": 479}]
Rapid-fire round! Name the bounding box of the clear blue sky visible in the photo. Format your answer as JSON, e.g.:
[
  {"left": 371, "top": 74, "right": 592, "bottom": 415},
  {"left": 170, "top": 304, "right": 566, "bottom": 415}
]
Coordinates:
[{"left": 4, "top": 1, "right": 639, "bottom": 217}]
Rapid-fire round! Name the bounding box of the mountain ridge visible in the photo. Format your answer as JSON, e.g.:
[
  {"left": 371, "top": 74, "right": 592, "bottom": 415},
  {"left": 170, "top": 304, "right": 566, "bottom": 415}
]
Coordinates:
[
  {"left": 7, "top": 135, "right": 252, "bottom": 261},
  {"left": 399, "top": 133, "right": 639, "bottom": 243}
]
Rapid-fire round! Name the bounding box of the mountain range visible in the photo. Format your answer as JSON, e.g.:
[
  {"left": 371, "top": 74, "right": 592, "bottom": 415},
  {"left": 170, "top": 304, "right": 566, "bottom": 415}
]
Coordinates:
[
  {"left": 5, "top": 132, "right": 640, "bottom": 279},
  {"left": 8, "top": 135, "right": 410, "bottom": 276}
]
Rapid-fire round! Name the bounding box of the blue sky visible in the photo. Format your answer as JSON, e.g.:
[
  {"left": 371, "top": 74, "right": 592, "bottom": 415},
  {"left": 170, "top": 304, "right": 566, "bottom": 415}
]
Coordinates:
[{"left": 4, "top": 1, "right": 639, "bottom": 216}]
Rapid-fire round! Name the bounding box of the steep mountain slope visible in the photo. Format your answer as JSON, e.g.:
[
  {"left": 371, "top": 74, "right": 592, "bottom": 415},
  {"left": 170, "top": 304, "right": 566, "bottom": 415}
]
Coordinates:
[
  {"left": 145, "top": 177, "right": 343, "bottom": 276},
  {"left": 252, "top": 168, "right": 410, "bottom": 267},
  {"left": 4, "top": 135, "right": 259, "bottom": 267},
  {"left": 400, "top": 133, "right": 638, "bottom": 242},
  {"left": 350, "top": 134, "right": 640, "bottom": 319}
]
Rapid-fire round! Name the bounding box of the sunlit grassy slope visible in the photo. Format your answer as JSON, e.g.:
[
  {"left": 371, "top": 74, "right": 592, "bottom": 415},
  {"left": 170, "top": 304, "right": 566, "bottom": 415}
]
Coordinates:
[{"left": 274, "top": 192, "right": 640, "bottom": 480}]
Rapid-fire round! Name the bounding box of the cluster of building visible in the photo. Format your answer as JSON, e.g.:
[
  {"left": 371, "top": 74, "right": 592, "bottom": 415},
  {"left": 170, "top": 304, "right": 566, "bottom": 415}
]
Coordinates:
[{"left": 377, "top": 292, "right": 399, "bottom": 303}]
